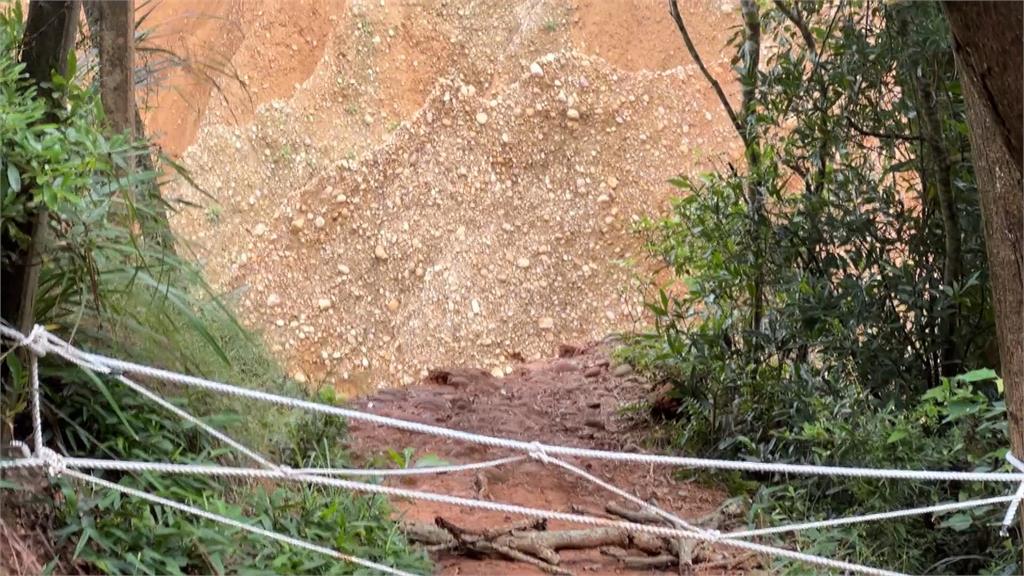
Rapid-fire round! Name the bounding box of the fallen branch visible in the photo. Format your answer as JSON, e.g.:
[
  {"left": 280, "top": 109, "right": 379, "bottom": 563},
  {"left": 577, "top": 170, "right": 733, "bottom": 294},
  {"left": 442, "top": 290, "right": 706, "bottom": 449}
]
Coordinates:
[{"left": 402, "top": 506, "right": 748, "bottom": 574}]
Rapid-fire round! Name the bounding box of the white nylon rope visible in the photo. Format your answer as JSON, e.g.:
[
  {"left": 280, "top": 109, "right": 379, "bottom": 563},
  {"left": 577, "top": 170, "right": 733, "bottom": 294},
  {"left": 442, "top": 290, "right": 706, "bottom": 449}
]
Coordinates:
[
  {"left": 727, "top": 494, "right": 1022, "bottom": 539},
  {"left": 293, "top": 455, "right": 527, "bottom": 477},
  {"left": 62, "top": 469, "right": 418, "bottom": 576},
  {"left": 1001, "top": 451, "right": 1024, "bottom": 535},
  {"left": 57, "top": 456, "right": 905, "bottom": 576},
  {"left": 113, "top": 373, "right": 278, "bottom": 469},
  {"left": 26, "top": 329, "right": 1019, "bottom": 483},
  {"left": 3, "top": 323, "right": 1022, "bottom": 575},
  {"left": 529, "top": 446, "right": 703, "bottom": 532}
]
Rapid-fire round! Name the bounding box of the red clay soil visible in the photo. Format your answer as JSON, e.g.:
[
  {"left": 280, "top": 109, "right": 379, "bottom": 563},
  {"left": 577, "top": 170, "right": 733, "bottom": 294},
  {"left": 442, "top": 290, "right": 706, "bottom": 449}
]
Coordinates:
[{"left": 348, "top": 342, "right": 758, "bottom": 575}]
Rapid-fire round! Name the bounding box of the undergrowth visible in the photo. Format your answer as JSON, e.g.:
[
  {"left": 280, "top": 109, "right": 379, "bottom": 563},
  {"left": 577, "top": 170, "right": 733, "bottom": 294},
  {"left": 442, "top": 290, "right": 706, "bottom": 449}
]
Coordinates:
[
  {"left": 1, "top": 4, "right": 427, "bottom": 574},
  {"left": 622, "top": 1, "right": 1020, "bottom": 574}
]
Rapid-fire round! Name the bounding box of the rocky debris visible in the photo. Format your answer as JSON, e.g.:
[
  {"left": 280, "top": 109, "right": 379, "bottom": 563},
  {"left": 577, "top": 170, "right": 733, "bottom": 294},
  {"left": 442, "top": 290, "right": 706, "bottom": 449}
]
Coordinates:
[{"left": 166, "top": 2, "right": 742, "bottom": 393}]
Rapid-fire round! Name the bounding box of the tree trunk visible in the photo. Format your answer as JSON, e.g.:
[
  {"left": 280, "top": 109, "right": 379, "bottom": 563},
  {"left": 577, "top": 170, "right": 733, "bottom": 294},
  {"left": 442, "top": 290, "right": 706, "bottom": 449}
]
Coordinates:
[
  {"left": 1, "top": 1, "right": 81, "bottom": 333},
  {"left": 739, "top": 0, "right": 766, "bottom": 334},
  {"left": 913, "top": 64, "right": 963, "bottom": 376},
  {"left": 944, "top": 1, "right": 1024, "bottom": 548},
  {"left": 84, "top": 0, "right": 177, "bottom": 252},
  {"left": 93, "top": 0, "right": 136, "bottom": 136}
]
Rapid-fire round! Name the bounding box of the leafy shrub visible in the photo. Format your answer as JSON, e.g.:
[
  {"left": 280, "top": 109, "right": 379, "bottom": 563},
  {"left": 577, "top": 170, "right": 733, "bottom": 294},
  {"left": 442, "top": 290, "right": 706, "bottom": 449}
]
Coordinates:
[{"left": 625, "top": 1, "right": 1018, "bottom": 573}]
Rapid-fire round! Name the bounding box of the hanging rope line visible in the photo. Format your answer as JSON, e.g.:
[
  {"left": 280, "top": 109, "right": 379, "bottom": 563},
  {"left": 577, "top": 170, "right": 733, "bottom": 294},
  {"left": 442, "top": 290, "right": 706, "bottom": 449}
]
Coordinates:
[{"left": 1, "top": 323, "right": 1021, "bottom": 576}]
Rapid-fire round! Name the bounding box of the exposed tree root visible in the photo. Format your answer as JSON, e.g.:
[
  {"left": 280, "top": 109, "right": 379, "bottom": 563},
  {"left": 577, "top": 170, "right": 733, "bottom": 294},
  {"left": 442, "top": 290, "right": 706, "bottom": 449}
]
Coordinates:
[{"left": 402, "top": 501, "right": 756, "bottom": 575}]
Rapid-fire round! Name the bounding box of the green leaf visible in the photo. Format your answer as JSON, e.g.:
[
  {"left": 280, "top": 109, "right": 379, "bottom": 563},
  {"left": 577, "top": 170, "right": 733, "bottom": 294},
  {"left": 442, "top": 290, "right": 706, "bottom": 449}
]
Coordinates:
[
  {"left": 79, "top": 368, "right": 139, "bottom": 441},
  {"left": 943, "top": 399, "right": 982, "bottom": 422},
  {"left": 955, "top": 368, "right": 997, "bottom": 383},
  {"left": 413, "top": 454, "right": 450, "bottom": 468},
  {"left": 7, "top": 164, "right": 21, "bottom": 193},
  {"left": 886, "top": 429, "right": 908, "bottom": 444},
  {"left": 938, "top": 512, "right": 972, "bottom": 532}
]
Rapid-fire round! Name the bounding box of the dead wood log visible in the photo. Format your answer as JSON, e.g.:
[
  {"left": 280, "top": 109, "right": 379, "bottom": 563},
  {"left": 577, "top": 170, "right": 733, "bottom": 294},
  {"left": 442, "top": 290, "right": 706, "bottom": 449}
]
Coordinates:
[
  {"left": 605, "top": 502, "right": 667, "bottom": 525},
  {"left": 623, "top": 554, "right": 678, "bottom": 570},
  {"left": 403, "top": 515, "right": 737, "bottom": 574}
]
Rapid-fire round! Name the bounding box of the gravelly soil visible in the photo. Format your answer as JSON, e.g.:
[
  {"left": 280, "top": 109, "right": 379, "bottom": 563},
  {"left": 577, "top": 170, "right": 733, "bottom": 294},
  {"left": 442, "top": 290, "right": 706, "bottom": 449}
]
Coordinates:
[{"left": 149, "top": 0, "right": 742, "bottom": 396}]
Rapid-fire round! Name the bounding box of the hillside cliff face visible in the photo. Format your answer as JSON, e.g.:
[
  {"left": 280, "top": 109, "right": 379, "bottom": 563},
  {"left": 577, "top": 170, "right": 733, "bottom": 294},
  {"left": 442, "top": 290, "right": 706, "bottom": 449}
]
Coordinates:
[{"left": 146, "top": 0, "right": 742, "bottom": 394}]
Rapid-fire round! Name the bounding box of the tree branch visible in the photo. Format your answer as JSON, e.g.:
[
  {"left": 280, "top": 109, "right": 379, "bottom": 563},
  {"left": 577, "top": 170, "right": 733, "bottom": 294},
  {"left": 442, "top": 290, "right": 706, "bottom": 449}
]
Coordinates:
[
  {"left": 773, "top": 0, "right": 817, "bottom": 61},
  {"left": 667, "top": 0, "right": 743, "bottom": 141},
  {"left": 845, "top": 115, "right": 923, "bottom": 142}
]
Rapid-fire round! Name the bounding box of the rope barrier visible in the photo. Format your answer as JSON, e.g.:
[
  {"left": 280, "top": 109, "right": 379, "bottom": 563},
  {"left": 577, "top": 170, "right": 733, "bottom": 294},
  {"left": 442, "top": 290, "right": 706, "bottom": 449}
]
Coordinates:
[
  {"left": 18, "top": 326, "right": 1021, "bottom": 484},
  {"left": 2, "top": 323, "right": 1022, "bottom": 576},
  {"left": 293, "top": 455, "right": 527, "bottom": 477},
  {"left": 62, "top": 469, "right": 417, "bottom": 576},
  {"left": 55, "top": 456, "right": 905, "bottom": 576},
  {"left": 1001, "top": 451, "right": 1024, "bottom": 536}
]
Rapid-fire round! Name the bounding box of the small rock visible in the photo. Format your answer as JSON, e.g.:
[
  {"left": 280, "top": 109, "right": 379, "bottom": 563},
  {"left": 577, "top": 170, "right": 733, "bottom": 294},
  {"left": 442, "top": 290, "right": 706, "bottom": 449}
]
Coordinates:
[
  {"left": 584, "top": 417, "right": 605, "bottom": 430},
  {"left": 291, "top": 217, "right": 305, "bottom": 231},
  {"left": 374, "top": 245, "right": 389, "bottom": 260},
  {"left": 490, "top": 367, "right": 505, "bottom": 378},
  {"left": 338, "top": 264, "right": 350, "bottom": 275},
  {"left": 475, "top": 111, "right": 489, "bottom": 125},
  {"left": 253, "top": 223, "right": 268, "bottom": 236},
  {"left": 584, "top": 366, "right": 602, "bottom": 378},
  {"left": 471, "top": 299, "right": 481, "bottom": 314},
  {"left": 530, "top": 61, "right": 544, "bottom": 77},
  {"left": 538, "top": 317, "right": 554, "bottom": 330},
  {"left": 551, "top": 359, "right": 577, "bottom": 372},
  {"left": 364, "top": 114, "right": 374, "bottom": 125},
  {"left": 293, "top": 371, "right": 308, "bottom": 384},
  {"left": 314, "top": 216, "right": 326, "bottom": 228},
  {"left": 317, "top": 298, "right": 332, "bottom": 310},
  {"left": 612, "top": 364, "right": 633, "bottom": 377},
  {"left": 516, "top": 257, "right": 531, "bottom": 269},
  {"left": 566, "top": 108, "right": 581, "bottom": 120},
  {"left": 387, "top": 298, "right": 400, "bottom": 312},
  {"left": 607, "top": 176, "right": 619, "bottom": 189},
  {"left": 266, "top": 293, "right": 281, "bottom": 307}
]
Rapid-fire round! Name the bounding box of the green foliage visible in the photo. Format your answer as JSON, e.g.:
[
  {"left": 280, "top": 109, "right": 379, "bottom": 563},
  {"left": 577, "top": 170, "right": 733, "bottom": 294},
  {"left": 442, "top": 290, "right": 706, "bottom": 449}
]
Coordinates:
[
  {"left": 747, "top": 373, "right": 1017, "bottom": 575},
  {"left": 1, "top": 6, "right": 427, "bottom": 574},
  {"left": 626, "top": 1, "right": 1016, "bottom": 573}
]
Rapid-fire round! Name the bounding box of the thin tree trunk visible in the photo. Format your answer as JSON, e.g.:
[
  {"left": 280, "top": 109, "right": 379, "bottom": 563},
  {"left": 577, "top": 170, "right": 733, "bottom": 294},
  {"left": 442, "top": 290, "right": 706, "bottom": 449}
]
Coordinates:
[
  {"left": 739, "top": 0, "right": 766, "bottom": 334},
  {"left": 94, "top": 0, "right": 136, "bottom": 136},
  {"left": 85, "top": 0, "right": 177, "bottom": 252},
  {"left": 944, "top": 1, "right": 1024, "bottom": 550},
  {"left": 1, "top": 1, "right": 81, "bottom": 333},
  {"left": 913, "top": 64, "right": 963, "bottom": 376}
]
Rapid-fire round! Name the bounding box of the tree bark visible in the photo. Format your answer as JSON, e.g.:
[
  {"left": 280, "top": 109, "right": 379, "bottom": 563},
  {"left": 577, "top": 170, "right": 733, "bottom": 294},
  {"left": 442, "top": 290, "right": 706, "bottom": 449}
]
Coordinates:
[
  {"left": 1, "top": 1, "right": 81, "bottom": 333},
  {"left": 739, "top": 0, "right": 766, "bottom": 334},
  {"left": 92, "top": 0, "right": 136, "bottom": 136},
  {"left": 944, "top": 1, "right": 1024, "bottom": 548}
]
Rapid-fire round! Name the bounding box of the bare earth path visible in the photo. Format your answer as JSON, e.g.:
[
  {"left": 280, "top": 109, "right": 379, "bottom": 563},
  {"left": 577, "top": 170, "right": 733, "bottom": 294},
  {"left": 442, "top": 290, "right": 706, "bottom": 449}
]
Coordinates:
[{"left": 347, "top": 343, "right": 755, "bottom": 574}]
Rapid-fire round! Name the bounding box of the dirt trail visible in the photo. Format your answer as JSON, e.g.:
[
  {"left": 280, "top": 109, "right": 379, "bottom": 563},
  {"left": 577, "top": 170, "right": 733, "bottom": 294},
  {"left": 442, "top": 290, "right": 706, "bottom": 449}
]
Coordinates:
[
  {"left": 349, "top": 343, "right": 752, "bottom": 574},
  {"left": 139, "top": 0, "right": 751, "bottom": 572}
]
